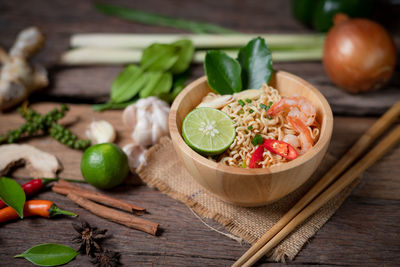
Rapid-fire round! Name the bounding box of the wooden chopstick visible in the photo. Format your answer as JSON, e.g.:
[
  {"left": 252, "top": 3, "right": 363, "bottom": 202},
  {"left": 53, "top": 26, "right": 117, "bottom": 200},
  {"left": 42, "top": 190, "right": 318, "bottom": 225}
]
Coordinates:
[
  {"left": 242, "top": 124, "right": 400, "bottom": 266},
  {"left": 233, "top": 101, "right": 400, "bottom": 267}
]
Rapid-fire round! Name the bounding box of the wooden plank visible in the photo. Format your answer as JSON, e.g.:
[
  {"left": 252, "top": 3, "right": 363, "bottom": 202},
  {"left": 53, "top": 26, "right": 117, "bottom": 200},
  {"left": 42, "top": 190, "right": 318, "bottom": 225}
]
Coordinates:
[
  {"left": 0, "top": 103, "right": 140, "bottom": 183},
  {"left": 0, "top": 103, "right": 399, "bottom": 266},
  {"left": 2, "top": 103, "right": 399, "bottom": 199},
  {"left": 0, "top": 180, "right": 398, "bottom": 266},
  {"left": 1, "top": 0, "right": 399, "bottom": 115},
  {"left": 0, "top": 0, "right": 399, "bottom": 265}
]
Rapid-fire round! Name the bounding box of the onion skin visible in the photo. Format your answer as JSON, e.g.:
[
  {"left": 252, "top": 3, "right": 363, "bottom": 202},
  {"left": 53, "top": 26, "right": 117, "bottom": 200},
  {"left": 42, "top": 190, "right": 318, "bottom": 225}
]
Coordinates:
[{"left": 323, "top": 15, "right": 397, "bottom": 94}]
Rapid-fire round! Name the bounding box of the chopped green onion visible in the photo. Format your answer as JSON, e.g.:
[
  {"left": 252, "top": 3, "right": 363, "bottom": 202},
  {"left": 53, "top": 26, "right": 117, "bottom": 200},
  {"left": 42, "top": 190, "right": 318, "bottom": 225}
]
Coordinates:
[
  {"left": 244, "top": 130, "right": 249, "bottom": 134},
  {"left": 238, "top": 99, "right": 245, "bottom": 107},
  {"left": 227, "top": 105, "right": 231, "bottom": 108},
  {"left": 241, "top": 161, "right": 247, "bottom": 168},
  {"left": 249, "top": 109, "right": 254, "bottom": 114},
  {"left": 247, "top": 125, "right": 253, "bottom": 130},
  {"left": 268, "top": 116, "right": 273, "bottom": 120},
  {"left": 237, "top": 109, "right": 244, "bottom": 115},
  {"left": 260, "top": 101, "right": 273, "bottom": 111},
  {"left": 245, "top": 98, "right": 252, "bottom": 103},
  {"left": 251, "top": 134, "right": 264, "bottom": 146},
  {"left": 260, "top": 103, "right": 268, "bottom": 110}
]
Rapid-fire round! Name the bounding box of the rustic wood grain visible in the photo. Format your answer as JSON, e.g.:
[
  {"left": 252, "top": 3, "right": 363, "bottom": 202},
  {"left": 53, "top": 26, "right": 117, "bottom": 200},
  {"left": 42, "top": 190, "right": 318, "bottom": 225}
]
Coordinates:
[
  {"left": 0, "top": 0, "right": 399, "bottom": 265},
  {"left": 0, "top": 0, "right": 399, "bottom": 115},
  {"left": 0, "top": 103, "right": 399, "bottom": 266}
]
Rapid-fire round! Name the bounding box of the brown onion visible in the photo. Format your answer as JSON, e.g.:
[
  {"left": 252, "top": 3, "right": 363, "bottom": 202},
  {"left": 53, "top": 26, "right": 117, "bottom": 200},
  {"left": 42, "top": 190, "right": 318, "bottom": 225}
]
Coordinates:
[{"left": 323, "top": 14, "right": 397, "bottom": 94}]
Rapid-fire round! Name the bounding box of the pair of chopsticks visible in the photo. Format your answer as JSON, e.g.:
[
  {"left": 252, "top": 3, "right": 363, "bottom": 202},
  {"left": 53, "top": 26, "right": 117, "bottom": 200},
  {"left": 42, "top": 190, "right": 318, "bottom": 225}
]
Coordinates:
[{"left": 234, "top": 101, "right": 400, "bottom": 267}]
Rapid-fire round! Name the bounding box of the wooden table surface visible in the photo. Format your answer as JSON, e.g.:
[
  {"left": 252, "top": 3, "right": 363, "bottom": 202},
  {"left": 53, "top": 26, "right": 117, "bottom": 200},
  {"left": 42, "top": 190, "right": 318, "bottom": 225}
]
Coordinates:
[{"left": 1, "top": 0, "right": 400, "bottom": 266}]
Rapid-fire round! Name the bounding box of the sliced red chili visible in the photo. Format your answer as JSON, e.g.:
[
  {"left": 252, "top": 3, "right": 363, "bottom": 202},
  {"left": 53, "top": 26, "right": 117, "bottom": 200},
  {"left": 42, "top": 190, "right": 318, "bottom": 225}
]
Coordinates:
[
  {"left": 263, "top": 139, "right": 298, "bottom": 160},
  {"left": 249, "top": 145, "right": 265, "bottom": 168}
]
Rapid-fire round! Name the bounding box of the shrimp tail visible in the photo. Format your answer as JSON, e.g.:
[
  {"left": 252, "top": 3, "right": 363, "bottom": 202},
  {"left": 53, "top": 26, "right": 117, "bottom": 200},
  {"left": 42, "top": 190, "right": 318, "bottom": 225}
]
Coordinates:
[
  {"left": 288, "top": 116, "right": 314, "bottom": 154},
  {"left": 266, "top": 101, "right": 284, "bottom": 116}
]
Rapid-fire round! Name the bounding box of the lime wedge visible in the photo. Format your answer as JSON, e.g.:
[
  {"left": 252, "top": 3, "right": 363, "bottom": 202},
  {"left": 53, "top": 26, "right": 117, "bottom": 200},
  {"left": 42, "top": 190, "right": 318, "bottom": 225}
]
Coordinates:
[{"left": 182, "top": 107, "right": 236, "bottom": 156}]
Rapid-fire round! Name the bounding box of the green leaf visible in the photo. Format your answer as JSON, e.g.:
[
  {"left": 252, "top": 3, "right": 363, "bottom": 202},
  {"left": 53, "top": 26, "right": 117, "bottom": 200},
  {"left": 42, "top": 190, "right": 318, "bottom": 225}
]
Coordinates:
[
  {"left": 170, "top": 71, "right": 189, "bottom": 98},
  {"left": 139, "top": 71, "right": 173, "bottom": 99},
  {"left": 0, "top": 177, "right": 25, "bottom": 218},
  {"left": 139, "top": 71, "right": 163, "bottom": 98},
  {"left": 158, "top": 71, "right": 189, "bottom": 103},
  {"left": 237, "top": 37, "right": 273, "bottom": 89},
  {"left": 152, "top": 72, "right": 173, "bottom": 97},
  {"left": 111, "top": 65, "right": 144, "bottom": 103},
  {"left": 204, "top": 50, "right": 242, "bottom": 95},
  {"left": 141, "top": 43, "right": 179, "bottom": 72},
  {"left": 95, "top": 3, "right": 238, "bottom": 34},
  {"left": 170, "top": 39, "right": 194, "bottom": 74},
  {"left": 14, "top": 243, "right": 78, "bottom": 266}
]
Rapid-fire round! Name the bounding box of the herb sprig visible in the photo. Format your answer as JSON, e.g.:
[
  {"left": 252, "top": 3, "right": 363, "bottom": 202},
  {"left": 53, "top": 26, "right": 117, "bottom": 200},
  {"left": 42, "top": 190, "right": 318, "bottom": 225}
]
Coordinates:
[{"left": 94, "top": 39, "right": 194, "bottom": 111}]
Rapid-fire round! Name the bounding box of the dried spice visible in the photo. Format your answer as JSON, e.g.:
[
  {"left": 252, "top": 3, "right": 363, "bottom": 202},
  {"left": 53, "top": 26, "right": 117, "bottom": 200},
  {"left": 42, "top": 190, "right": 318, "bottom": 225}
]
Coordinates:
[
  {"left": 72, "top": 221, "right": 107, "bottom": 256},
  {"left": 0, "top": 104, "right": 91, "bottom": 150},
  {"left": 91, "top": 250, "right": 122, "bottom": 267}
]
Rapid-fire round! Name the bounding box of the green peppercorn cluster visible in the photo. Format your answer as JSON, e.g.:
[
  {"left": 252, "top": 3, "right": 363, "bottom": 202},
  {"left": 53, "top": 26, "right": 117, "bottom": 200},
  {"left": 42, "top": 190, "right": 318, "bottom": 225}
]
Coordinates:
[{"left": 0, "top": 104, "right": 91, "bottom": 150}]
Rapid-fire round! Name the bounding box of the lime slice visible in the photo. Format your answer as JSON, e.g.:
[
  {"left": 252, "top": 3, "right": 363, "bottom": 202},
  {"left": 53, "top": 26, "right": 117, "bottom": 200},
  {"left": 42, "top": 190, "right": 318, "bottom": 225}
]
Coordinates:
[{"left": 182, "top": 107, "right": 236, "bottom": 156}]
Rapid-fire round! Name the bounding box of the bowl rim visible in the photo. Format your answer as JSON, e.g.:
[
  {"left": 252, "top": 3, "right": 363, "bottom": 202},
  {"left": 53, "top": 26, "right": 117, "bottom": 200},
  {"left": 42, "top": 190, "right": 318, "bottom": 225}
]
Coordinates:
[{"left": 169, "top": 70, "right": 333, "bottom": 176}]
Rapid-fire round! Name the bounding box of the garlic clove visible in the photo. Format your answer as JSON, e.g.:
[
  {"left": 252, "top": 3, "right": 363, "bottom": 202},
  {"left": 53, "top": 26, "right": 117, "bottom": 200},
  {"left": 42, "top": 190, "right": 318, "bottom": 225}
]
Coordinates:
[
  {"left": 122, "top": 96, "right": 170, "bottom": 148},
  {"left": 151, "top": 122, "right": 163, "bottom": 145},
  {"left": 85, "top": 119, "right": 116, "bottom": 144},
  {"left": 122, "top": 143, "right": 147, "bottom": 172},
  {"left": 122, "top": 104, "right": 137, "bottom": 129},
  {"left": 132, "top": 118, "right": 153, "bottom": 147},
  {"left": 152, "top": 104, "right": 169, "bottom": 133}
]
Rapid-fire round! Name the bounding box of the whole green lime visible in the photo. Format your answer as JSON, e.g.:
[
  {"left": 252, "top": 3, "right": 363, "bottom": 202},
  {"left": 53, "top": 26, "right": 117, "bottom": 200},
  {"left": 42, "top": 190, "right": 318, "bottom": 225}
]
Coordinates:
[{"left": 80, "top": 143, "right": 129, "bottom": 189}]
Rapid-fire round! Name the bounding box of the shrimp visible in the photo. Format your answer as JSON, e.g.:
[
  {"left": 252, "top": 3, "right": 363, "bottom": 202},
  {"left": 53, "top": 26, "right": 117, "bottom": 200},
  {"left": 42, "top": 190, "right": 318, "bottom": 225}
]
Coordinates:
[
  {"left": 283, "top": 134, "right": 300, "bottom": 150},
  {"left": 268, "top": 96, "right": 316, "bottom": 154},
  {"left": 287, "top": 117, "right": 314, "bottom": 154},
  {"left": 267, "top": 96, "right": 316, "bottom": 126}
]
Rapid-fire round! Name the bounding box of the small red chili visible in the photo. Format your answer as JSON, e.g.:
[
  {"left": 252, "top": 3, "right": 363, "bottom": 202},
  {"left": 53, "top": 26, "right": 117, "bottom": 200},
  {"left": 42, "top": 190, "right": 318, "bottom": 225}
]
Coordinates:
[
  {"left": 249, "top": 145, "right": 265, "bottom": 168},
  {"left": 0, "top": 178, "right": 57, "bottom": 209},
  {"left": 263, "top": 139, "right": 298, "bottom": 160}
]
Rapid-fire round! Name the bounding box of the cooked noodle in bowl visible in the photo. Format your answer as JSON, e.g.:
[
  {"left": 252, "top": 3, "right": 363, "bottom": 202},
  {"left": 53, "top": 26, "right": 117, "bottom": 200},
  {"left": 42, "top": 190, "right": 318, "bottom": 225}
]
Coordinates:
[{"left": 197, "top": 84, "right": 320, "bottom": 168}]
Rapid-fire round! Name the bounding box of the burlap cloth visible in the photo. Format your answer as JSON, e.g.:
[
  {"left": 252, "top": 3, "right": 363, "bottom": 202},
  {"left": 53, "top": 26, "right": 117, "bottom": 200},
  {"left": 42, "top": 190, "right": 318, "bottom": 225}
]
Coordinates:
[{"left": 137, "top": 137, "right": 359, "bottom": 262}]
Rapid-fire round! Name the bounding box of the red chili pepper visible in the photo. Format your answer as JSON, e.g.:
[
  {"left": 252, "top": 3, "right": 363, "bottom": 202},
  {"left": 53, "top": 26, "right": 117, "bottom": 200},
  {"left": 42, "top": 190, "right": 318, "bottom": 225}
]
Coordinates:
[
  {"left": 0, "top": 178, "right": 57, "bottom": 209},
  {"left": 263, "top": 139, "right": 298, "bottom": 160},
  {"left": 249, "top": 145, "right": 265, "bottom": 168}
]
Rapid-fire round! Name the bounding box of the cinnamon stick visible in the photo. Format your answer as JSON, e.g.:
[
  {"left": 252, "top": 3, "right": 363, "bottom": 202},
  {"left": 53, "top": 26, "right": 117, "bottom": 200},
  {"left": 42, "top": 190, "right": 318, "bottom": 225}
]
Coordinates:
[
  {"left": 67, "top": 193, "right": 158, "bottom": 236},
  {"left": 52, "top": 180, "right": 145, "bottom": 213}
]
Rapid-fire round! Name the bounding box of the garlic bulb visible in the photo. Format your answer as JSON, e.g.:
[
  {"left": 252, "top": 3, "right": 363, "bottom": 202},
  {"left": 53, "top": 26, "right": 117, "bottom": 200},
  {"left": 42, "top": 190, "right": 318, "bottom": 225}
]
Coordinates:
[
  {"left": 122, "top": 96, "right": 170, "bottom": 147},
  {"left": 123, "top": 143, "right": 147, "bottom": 171},
  {"left": 85, "top": 119, "right": 116, "bottom": 144}
]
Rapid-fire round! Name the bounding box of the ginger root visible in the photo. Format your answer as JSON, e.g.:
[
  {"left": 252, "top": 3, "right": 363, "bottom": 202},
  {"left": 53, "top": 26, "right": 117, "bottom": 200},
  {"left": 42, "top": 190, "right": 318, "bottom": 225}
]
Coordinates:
[
  {"left": 0, "top": 27, "right": 48, "bottom": 111},
  {"left": 0, "top": 144, "right": 62, "bottom": 178}
]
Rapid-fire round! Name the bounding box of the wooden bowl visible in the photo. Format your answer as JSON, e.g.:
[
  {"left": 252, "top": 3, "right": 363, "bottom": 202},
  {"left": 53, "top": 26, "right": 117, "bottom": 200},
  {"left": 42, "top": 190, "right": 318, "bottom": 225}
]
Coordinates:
[{"left": 169, "top": 71, "right": 333, "bottom": 207}]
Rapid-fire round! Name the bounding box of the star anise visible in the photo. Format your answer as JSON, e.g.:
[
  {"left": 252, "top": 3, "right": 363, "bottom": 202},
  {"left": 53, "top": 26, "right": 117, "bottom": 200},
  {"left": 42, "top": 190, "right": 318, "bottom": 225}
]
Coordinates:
[
  {"left": 91, "top": 249, "right": 122, "bottom": 267},
  {"left": 72, "top": 220, "right": 107, "bottom": 256}
]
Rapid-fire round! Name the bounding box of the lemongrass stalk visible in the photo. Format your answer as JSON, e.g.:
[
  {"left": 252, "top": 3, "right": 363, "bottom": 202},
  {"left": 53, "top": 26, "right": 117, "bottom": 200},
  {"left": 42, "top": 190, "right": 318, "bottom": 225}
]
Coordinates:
[
  {"left": 71, "top": 33, "right": 325, "bottom": 49},
  {"left": 60, "top": 48, "right": 143, "bottom": 65},
  {"left": 60, "top": 47, "right": 322, "bottom": 66},
  {"left": 192, "top": 48, "right": 323, "bottom": 63}
]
